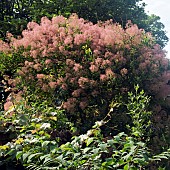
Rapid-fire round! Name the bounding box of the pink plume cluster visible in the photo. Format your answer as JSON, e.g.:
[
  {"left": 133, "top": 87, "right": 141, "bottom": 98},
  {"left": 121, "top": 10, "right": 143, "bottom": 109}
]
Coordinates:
[{"left": 0, "top": 14, "right": 169, "bottom": 114}]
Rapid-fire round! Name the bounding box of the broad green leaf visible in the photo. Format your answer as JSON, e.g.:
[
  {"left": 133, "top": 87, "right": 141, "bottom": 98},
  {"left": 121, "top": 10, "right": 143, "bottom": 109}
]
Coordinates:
[
  {"left": 83, "top": 147, "right": 91, "bottom": 154},
  {"left": 16, "top": 151, "right": 23, "bottom": 160},
  {"left": 44, "top": 156, "right": 52, "bottom": 164},
  {"left": 27, "top": 153, "right": 43, "bottom": 163},
  {"left": 42, "top": 141, "right": 51, "bottom": 148},
  {"left": 22, "top": 152, "right": 31, "bottom": 161},
  {"left": 92, "top": 148, "right": 100, "bottom": 154},
  {"left": 86, "top": 137, "right": 94, "bottom": 146},
  {"left": 40, "top": 154, "right": 51, "bottom": 161},
  {"left": 124, "top": 163, "right": 129, "bottom": 170},
  {"left": 99, "top": 143, "right": 108, "bottom": 151}
]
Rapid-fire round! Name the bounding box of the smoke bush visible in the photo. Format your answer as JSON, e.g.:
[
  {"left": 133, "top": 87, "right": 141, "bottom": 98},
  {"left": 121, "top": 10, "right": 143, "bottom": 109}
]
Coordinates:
[{"left": 0, "top": 14, "right": 169, "bottom": 125}]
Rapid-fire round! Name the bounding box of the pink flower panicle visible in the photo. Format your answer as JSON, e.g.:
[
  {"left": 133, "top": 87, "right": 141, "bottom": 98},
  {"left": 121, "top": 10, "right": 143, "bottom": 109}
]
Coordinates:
[
  {"left": 72, "top": 89, "right": 83, "bottom": 97},
  {"left": 78, "top": 77, "right": 89, "bottom": 89},
  {"left": 0, "top": 40, "right": 11, "bottom": 53},
  {"left": 89, "top": 65, "right": 99, "bottom": 72},
  {"left": 37, "top": 74, "right": 45, "bottom": 79},
  {"left": 73, "top": 63, "right": 83, "bottom": 72},
  {"left": 100, "top": 74, "right": 107, "bottom": 82},
  {"left": 105, "top": 68, "right": 115, "bottom": 79},
  {"left": 49, "top": 82, "right": 57, "bottom": 89},
  {"left": 63, "top": 98, "right": 77, "bottom": 112}
]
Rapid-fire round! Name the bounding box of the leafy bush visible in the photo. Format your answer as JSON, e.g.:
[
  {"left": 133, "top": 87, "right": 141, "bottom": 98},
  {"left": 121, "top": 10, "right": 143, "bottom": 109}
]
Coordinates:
[
  {"left": 1, "top": 86, "right": 170, "bottom": 169},
  {"left": 0, "top": 99, "right": 74, "bottom": 167}
]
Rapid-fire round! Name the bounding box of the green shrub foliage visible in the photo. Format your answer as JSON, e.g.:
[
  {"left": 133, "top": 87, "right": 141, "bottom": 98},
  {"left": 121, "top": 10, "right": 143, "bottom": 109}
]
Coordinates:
[{"left": 1, "top": 86, "right": 170, "bottom": 169}]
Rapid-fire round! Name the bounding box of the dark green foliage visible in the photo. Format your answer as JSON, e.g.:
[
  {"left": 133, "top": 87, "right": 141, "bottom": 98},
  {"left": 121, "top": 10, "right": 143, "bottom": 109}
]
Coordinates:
[{"left": 143, "top": 14, "right": 169, "bottom": 48}]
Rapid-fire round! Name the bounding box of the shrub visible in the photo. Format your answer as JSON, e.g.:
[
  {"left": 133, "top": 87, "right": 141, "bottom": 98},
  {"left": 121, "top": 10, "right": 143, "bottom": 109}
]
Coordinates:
[
  {"left": 0, "top": 14, "right": 169, "bottom": 129},
  {"left": 1, "top": 86, "right": 170, "bottom": 169},
  {"left": 0, "top": 99, "right": 74, "bottom": 168}
]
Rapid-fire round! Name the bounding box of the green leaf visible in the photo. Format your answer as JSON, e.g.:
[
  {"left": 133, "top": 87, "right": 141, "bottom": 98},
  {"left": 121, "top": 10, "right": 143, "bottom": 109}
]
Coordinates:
[
  {"left": 40, "top": 154, "right": 51, "bottom": 161},
  {"left": 79, "top": 159, "right": 86, "bottom": 165},
  {"left": 22, "top": 152, "right": 31, "bottom": 161},
  {"left": 136, "top": 141, "right": 145, "bottom": 147},
  {"left": 83, "top": 147, "right": 91, "bottom": 154},
  {"left": 124, "top": 163, "right": 129, "bottom": 170},
  {"left": 99, "top": 143, "right": 108, "bottom": 151},
  {"left": 27, "top": 153, "right": 43, "bottom": 163},
  {"left": 56, "top": 154, "right": 63, "bottom": 162},
  {"left": 7, "top": 149, "right": 16, "bottom": 156},
  {"left": 92, "top": 148, "right": 100, "bottom": 154},
  {"left": 86, "top": 137, "right": 93, "bottom": 146},
  {"left": 107, "top": 139, "right": 114, "bottom": 146},
  {"left": 16, "top": 151, "right": 23, "bottom": 160},
  {"left": 73, "top": 152, "right": 81, "bottom": 159},
  {"left": 102, "top": 158, "right": 115, "bottom": 167},
  {"left": 44, "top": 156, "right": 52, "bottom": 164},
  {"left": 42, "top": 141, "right": 51, "bottom": 148},
  {"left": 153, "top": 155, "right": 168, "bottom": 159}
]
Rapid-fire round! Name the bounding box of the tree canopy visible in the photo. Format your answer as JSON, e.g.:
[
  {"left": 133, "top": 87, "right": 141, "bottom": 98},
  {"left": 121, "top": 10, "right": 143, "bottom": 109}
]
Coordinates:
[{"left": 0, "top": 0, "right": 168, "bottom": 48}]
